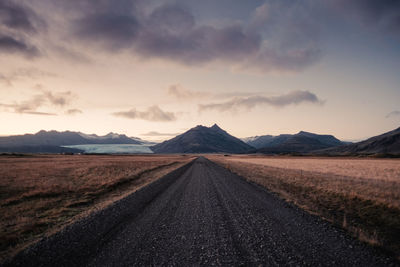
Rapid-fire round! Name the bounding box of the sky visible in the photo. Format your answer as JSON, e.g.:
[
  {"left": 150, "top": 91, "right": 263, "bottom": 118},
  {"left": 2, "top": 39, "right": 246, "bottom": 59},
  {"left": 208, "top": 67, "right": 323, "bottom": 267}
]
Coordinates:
[{"left": 0, "top": 0, "right": 399, "bottom": 141}]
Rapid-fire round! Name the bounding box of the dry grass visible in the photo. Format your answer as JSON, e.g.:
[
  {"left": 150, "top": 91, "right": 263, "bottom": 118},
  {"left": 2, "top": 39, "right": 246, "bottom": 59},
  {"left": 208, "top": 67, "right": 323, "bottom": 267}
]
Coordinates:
[
  {"left": 0, "top": 154, "right": 194, "bottom": 262},
  {"left": 226, "top": 156, "right": 400, "bottom": 182},
  {"left": 208, "top": 155, "right": 400, "bottom": 259}
]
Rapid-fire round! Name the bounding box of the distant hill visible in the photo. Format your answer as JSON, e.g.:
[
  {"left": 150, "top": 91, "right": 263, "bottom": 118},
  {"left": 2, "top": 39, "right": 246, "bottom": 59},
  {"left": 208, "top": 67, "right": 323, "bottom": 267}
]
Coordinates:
[
  {"left": 0, "top": 130, "right": 142, "bottom": 147},
  {"left": 151, "top": 124, "right": 253, "bottom": 153},
  {"left": 243, "top": 131, "right": 346, "bottom": 153},
  {"left": 318, "top": 127, "right": 400, "bottom": 155},
  {"left": 0, "top": 130, "right": 143, "bottom": 153},
  {"left": 242, "top": 134, "right": 291, "bottom": 149}
]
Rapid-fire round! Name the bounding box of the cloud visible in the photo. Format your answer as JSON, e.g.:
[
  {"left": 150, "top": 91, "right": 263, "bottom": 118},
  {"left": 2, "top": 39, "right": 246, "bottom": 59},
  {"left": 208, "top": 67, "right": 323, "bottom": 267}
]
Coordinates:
[
  {"left": 386, "top": 110, "right": 400, "bottom": 118},
  {"left": 66, "top": 1, "right": 321, "bottom": 72},
  {"left": 44, "top": 91, "right": 73, "bottom": 106},
  {"left": 65, "top": 108, "right": 83, "bottom": 115},
  {"left": 0, "top": 34, "right": 40, "bottom": 57},
  {"left": 199, "top": 90, "right": 324, "bottom": 112},
  {"left": 167, "top": 84, "right": 209, "bottom": 100},
  {"left": 0, "top": 101, "right": 56, "bottom": 116},
  {"left": 0, "top": 0, "right": 45, "bottom": 33},
  {"left": 112, "top": 105, "right": 176, "bottom": 121},
  {"left": 141, "top": 131, "right": 180, "bottom": 137},
  {"left": 74, "top": 14, "right": 140, "bottom": 50},
  {"left": 18, "top": 111, "right": 56, "bottom": 116},
  {"left": 0, "top": 90, "right": 75, "bottom": 115},
  {"left": 332, "top": 0, "right": 400, "bottom": 36},
  {"left": 215, "top": 91, "right": 263, "bottom": 99},
  {"left": 0, "top": 68, "right": 56, "bottom": 87},
  {"left": 51, "top": 44, "right": 92, "bottom": 64},
  {"left": 0, "top": 1, "right": 45, "bottom": 57},
  {"left": 0, "top": 73, "right": 12, "bottom": 86}
]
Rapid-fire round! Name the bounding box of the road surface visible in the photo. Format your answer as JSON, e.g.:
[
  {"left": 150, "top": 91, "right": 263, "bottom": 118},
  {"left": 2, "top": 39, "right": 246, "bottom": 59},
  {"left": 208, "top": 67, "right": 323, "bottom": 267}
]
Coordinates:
[{"left": 6, "top": 157, "right": 396, "bottom": 266}]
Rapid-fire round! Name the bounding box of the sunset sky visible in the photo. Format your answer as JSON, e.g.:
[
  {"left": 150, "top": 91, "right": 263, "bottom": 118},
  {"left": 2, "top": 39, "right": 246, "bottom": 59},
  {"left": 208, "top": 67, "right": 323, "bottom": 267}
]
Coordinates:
[{"left": 1, "top": 0, "right": 399, "bottom": 141}]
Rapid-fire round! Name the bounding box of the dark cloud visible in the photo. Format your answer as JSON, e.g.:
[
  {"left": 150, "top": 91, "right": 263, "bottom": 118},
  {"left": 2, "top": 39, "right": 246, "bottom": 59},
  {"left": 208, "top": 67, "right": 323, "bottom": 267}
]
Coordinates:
[
  {"left": 67, "top": 0, "right": 142, "bottom": 50},
  {"left": 199, "top": 90, "right": 323, "bottom": 112},
  {"left": 0, "top": 0, "right": 44, "bottom": 33},
  {"left": 0, "top": 0, "right": 45, "bottom": 57},
  {"left": 332, "top": 0, "right": 400, "bottom": 35},
  {"left": 0, "top": 34, "right": 40, "bottom": 57},
  {"left": 112, "top": 105, "right": 176, "bottom": 121},
  {"left": 386, "top": 110, "right": 400, "bottom": 118},
  {"left": 65, "top": 108, "right": 83, "bottom": 115},
  {"left": 67, "top": 1, "right": 320, "bottom": 72},
  {"left": 134, "top": 4, "right": 262, "bottom": 64},
  {"left": 0, "top": 90, "right": 75, "bottom": 115},
  {"left": 74, "top": 14, "right": 140, "bottom": 50},
  {"left": 3, "top": 0, "right": 399, "bottom": 70},
  {"left": 141, "top": 131, "right": 180, "bottom": 137},
  {"left": 167, "top": 84, "right": 209, "bottom": 100}
]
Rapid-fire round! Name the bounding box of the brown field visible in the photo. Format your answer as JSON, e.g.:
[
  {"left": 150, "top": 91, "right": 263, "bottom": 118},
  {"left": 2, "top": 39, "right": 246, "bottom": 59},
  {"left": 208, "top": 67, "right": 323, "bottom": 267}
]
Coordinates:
[
  {"left": 208, "top": 155, "right": 400, "bottom": 258},
  {"left": 0, "top": 154, "right": 194, "bottom": 262}
]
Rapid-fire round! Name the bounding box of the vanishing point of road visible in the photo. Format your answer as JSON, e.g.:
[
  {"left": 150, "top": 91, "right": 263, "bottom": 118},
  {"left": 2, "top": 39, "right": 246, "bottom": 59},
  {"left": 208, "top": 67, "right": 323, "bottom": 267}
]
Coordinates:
[{"left": 7, "top": 157, "right": 397, "bottom": 266}]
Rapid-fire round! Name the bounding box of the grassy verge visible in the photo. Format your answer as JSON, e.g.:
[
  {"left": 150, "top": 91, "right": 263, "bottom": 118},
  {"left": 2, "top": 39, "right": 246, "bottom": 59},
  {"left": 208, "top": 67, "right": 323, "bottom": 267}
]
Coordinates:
[
  {"left": 0, "top": 154, "right": 194, "bottom": 262},
  {"left": 208, "top": 155, "right": 400, "bottom": 260}
]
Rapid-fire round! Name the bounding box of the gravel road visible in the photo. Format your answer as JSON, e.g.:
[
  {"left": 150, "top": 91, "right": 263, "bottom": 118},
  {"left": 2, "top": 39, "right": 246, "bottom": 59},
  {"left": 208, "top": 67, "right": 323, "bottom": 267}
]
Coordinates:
[{"left": 5, "top": 157, "right": 397, "bottom": 266}]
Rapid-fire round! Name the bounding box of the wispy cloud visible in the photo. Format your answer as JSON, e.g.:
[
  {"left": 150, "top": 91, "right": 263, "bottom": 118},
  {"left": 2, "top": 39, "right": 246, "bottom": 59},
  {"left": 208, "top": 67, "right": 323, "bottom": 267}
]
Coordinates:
[
  {"left": 0, "top": 90, "right": 76, "bottom": 115},
  {"left": 0, "top": 73, "right": 12, "bottom": 86},
  {"left": 44, "top": 91, "right": 73, "bottom": 106},
  {"left": 0, "top": 68, "right": 56, "bottom": 87},
  {"left": 112, "top": 105, "right": 176, "bottom": 122},
  {"left": 386, "top": 110, "right": 400, "bottom": 118},
  {"left": 0, "top": 101, "right": 56, "bottom": 116},
  {"left": 167, "top": 84, "right": 209, "bottom": 100},
  {"left": 166, "top": 84, "right": 262, "bottom": 101},
  {"left": 141, "top": 131, "right": 180, "bottom": 137},
  {"left": 199, "top": 90, "right": 324, "bottom": 112},
  {"left": 65, "top": 108, "right": 83, "bottom": 115}
]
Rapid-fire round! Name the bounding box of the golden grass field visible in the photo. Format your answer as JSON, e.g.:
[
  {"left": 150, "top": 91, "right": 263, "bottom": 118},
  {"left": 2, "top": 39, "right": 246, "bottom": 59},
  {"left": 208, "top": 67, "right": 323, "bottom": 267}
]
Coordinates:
[
  {"left": 208, "top": 155, "right": 400, "bottom": 259},
  {"left": 0, "top": 154, "right": 194, "bottom": 262}
]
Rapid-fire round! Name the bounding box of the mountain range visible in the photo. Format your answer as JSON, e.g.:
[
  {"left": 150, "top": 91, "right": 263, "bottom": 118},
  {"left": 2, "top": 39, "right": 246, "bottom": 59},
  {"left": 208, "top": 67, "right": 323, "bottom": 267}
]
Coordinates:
[
  {"left": 242, "top": 131, "right": 347, "bottom": 153},
  {"left": 318, "top": 126, "right": 400, "bottom": 155},
  {"left": 151, "top": 124, "right": 252, "bottom": 153},
  {"left": 1, "top": 125, "right": 399, "bottom": 155},
  {"left": 0, "top": 130, "right": 142, "bottom": 147},
  {"left": 0, "top": 130, "right": 143, "bottom": 153}
]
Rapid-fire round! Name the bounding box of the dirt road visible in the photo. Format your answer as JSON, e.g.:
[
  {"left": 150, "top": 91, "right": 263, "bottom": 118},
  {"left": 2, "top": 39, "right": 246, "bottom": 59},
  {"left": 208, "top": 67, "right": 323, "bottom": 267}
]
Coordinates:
[{"left": 6, "top": 157, "right": 396, "bottom": 266}]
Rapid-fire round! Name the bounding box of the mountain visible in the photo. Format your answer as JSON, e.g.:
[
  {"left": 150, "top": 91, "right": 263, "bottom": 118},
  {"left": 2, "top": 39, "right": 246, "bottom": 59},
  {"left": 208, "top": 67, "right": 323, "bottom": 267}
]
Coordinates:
[
  {"left": 0, "top": 130, "right": 145, "bottom": 153},
  {"left": 243, "top": 131, "right": 346, "bottom": 153},
  {"left": 242, "top": 134, "right": 291, "bottom": 149},
  {"left": 130, "top": 136, "right": 158, "bottom": 145},
  {"left": 319, "top": 127, "right": 400, "bottom": 155},
  {"left": 76, "top": 132, "right": 142, "bottom": 144},
  {"left": 151, "top": 124, "right": 253, "bottom": 153}
]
